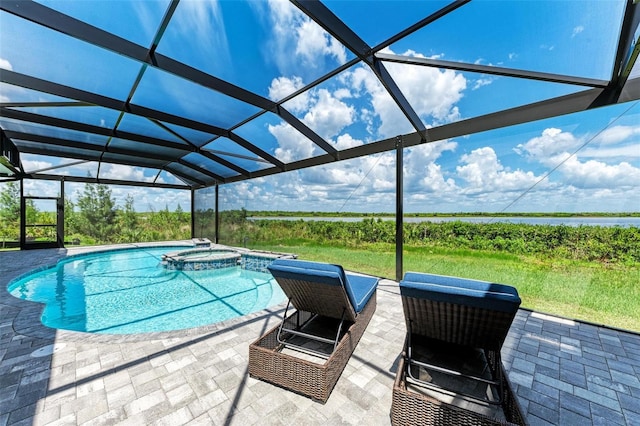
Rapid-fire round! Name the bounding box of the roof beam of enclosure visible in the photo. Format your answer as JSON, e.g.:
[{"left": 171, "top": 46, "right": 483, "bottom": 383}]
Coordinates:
[
  {"left": 2, "top": 107, "right": 246, "bottom": 181},
  {"left": 608, "top": 0, "right": 640, "bottom": 99},
  {"left": 0, "top": 70, "right": 224, "bottom": 135},
  {"left": 292, "top": 0, "right": 429, "bottom": 139},
  {"left": 1, "top": 101, "right": 93, "bottom": 108},
  {"left": 148, "top": 119, "right": 251, "bottom": 177},
  {"left": 105, "top": 0, "right": 179, "bottom": 155},
  {"left": 375, "top": 53, "right": 611, "bottom": 88},
  {"left": 176, "top": 158, "right": 225, "bottom": 183},
  {"left": 5, "top": 130, "right": 222, "bottom": 183},
  {"left": 0, "top": 71, "right": 283, "bottom": 171},
  {"left": 14, "top": 144, "right": 203, "bottom": 187},
  {"left": 5, "top": 130, "right": 177, "bottom": 163},
  {"left": 0, "top": 108, "right": 194, "bottom": 153},
  {"left": 0, "top": 0, "right": 338, "bottom": 159},
  {"left": 24, "top": 173, "right": 190, "bottom": 190},
  {"left": 371, "top": 0, "right": 471, "bottom": 53}
]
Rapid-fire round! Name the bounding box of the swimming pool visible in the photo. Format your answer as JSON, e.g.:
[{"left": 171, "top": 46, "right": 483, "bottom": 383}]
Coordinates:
[{"left": 8, "top": 246, "right": 287, "bottom": 334}]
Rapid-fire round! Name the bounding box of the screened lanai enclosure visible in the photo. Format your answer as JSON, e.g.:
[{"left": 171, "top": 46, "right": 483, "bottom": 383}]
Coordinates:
[{"left": 1, "top": 0, "right": 639, "bottom": 275}]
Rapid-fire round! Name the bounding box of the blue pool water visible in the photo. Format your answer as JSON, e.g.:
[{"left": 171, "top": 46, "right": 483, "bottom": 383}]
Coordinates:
[{"left": 8, "top": 246, "right": 286, "bottom": 334}]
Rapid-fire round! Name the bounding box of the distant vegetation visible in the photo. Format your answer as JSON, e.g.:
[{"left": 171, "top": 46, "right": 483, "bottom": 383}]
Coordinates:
[
  {"left": 0, "top": 181, "right": 190, "bottom": 246},
  {"left": 222, "top": 210, "right": 640, "bottom": 264},
  {"left": 248, "top": 210, "right": 640, "bottom": 218}
]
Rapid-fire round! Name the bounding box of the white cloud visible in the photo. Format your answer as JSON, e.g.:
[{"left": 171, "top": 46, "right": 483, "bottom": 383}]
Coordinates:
[
  {"left": 556, "top": 156, "right": 640, "bottom": 189},
  {"left": 334, "top": 133, "right": 364, "bottom": 150},
  {"left": 274, "top": 86, "right": 355, "bottom": 161},
  {"left": 341, "top": 49, "right": 467, "bottom": 137},
  {"left": 22, "top": 160, "right": 53, "bottom": 173},
  {"left": 515, "top": 128, "right": 581, "bottom": 164},
  {"left": 457, "top": 147, "right": 542, "bottom": 194},
  {"left": 0, "top": 57, "right": 13, "bottom": 71},
  {"left": 269, "top": 122, "right": 316, "bottom": 163},
  {"left": 263, "top": 0, "right": 346, "bottom": 77},
  {"left": 593, "top": 125, "right": 640, "bottom": 145},
  {"left": 0, "top": 58, "right": 14, "bottom": 102},
  {"left": 383, "top": 49, "right": 467, "bottom": 124},
  {"left": 175, "top": 1, "right": 231, "bottom": 66},
  {"left": 572, "top": 26, "right": 584, "bottom": 38},
  {"left": 295, "top": 20, "right": 346, "bottom": 66},
  {"left": 581, "top": 145, "right": 640, "bottom": 159},
  {"left": 301, "top": 89, "right": 354, "bottom": 139},
  {"left": 268, "top": 76, "right": 308, "bottom": 109},
  {"left": 515, "top": 127, "right": 640, "bottom": 191},
  {"left": 100, "top": 164, "right": 154, "bottom": 183},
  {"left": 333, "top": 88, "right": 352, "bottom": 100},
  {"left": 472, "top": 77, "right": 494, "bottom": 90}
]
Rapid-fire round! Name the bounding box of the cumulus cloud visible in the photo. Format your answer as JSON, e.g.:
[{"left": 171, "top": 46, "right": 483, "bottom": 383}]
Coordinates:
[
  {"left": 295, "top": 19, "right": 346, "bottom": 65},
  {"left": 262, "top": 0, "right": 346, "bottom": 78},
  {"left": 268, "top": 76, "right": 308, "bottom": 109},
  {"left": 269, "top": 122, "right": 316, "bottom": 162},
  {"left": 21, "top": 160, "right": 53, "bottom": 173},
  {"left": 340, "top": 49, "right": 467, "bottom": 137},
  {"left": 554, "top": 156, "right": 640, "bottom": 189},
  {"left": 382, "top": 49, "right": 467, "bottom": 124},
  {"left": 0, "top": 57, "right": 13, "bottom": 71},
  {"left": 457, "top": 147, "right": 542, "bottom": 194},
  {"left": 334, "top": 133, "right": 364, "bottom": 150},
  {"left": 273, "top": 86, "right": 356, "bottom": 161},
  {"left": 515, "top": 127, "right": 640, "bottom": 190},
  {"left": 515, "top": 127, "right": 581, "bottom": 165},
  {"left": 301, "top": 89, "right": 355, "bottom": 139},
  {"left": 100, "top": 164, "right": 154, "bottom": 183}
]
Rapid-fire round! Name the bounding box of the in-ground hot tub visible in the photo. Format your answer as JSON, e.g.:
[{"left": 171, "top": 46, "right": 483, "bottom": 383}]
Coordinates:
[{"left": 162, "top": 247, "right": 296, "bottom": 272}]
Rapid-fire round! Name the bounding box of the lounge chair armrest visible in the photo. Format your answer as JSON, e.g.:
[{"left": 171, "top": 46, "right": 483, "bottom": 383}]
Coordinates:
[{"left": 345, "top": 274, "right": 379, "bottom": 313}]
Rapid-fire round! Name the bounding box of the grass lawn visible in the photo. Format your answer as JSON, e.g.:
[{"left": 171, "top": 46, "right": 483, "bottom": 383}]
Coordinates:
[{"left": 251, "top": 242, "right": 640, "bottom": 333}]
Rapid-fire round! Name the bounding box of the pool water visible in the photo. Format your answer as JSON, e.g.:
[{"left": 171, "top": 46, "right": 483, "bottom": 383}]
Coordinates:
[{"left": 8, "top": 247, "right": 286, "bottom": 334}]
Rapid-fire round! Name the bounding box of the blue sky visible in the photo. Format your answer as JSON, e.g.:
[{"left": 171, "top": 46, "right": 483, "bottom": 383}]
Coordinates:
[{"left": 1, "top": 0, "right": 639, "bottom": 213}]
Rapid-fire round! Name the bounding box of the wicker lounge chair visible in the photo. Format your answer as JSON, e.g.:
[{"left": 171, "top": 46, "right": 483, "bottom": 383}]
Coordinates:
[
  {"left": 392, "top": 272, "right": 525, "bottom": 425},
  {"left": 249, "top": 259, "right": 379, "bottom": 402}
]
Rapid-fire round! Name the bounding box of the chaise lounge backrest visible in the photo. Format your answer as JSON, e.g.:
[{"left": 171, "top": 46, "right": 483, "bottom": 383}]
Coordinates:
[
  {"left": 268, "top": 259, "right": 378, "bottom": 321},
  {"left": 400, "top": 272, "right": 521, "bottom": 350}
]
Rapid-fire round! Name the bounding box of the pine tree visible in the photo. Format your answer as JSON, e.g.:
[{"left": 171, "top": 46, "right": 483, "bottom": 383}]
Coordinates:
[
  {"left": 0, "top": 181, "right": 20, "bottom": 223},
  {"left": 76, "top": 181, "right": 117, "bottom": 243},
  {"left": 0, "top": 181, "right": 20, "bottom": 243}
]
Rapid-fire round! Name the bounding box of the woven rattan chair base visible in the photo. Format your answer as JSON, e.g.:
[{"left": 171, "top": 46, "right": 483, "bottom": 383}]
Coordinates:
[
  {"left": 391, "top": 350, "right": 527, "bottom": 426},
  {"left": 248, "top": 291, "right": 376, "bottom": 403}
]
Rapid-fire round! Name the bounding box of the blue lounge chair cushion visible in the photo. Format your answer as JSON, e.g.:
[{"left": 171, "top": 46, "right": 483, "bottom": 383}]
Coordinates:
[
  {"left": 400, "top": 272, "right": 521, "bottom": 314},
  {"left": 268, "top": 259, "right": 378, "bottom": 313}
]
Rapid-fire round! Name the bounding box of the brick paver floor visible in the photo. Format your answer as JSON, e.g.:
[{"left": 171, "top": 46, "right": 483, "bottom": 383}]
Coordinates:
[{"left": 2, "top": 243, "right": 639, "bottom": 425}]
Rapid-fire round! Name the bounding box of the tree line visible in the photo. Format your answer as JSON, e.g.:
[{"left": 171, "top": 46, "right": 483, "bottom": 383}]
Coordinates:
[
  {"left": 0, "top": 181, "right": 190, "bottom": 246},
  {"left": 219, "top": 213, "right": 640, "bottom": 264}
]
